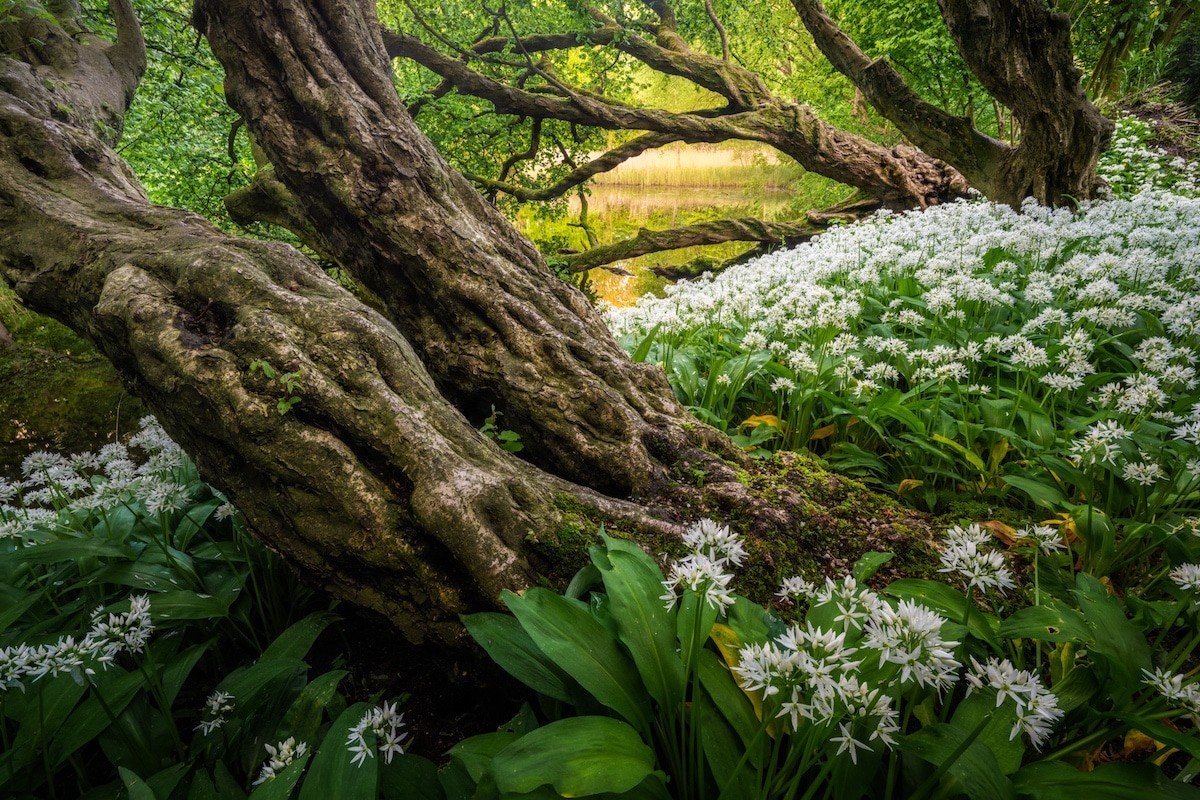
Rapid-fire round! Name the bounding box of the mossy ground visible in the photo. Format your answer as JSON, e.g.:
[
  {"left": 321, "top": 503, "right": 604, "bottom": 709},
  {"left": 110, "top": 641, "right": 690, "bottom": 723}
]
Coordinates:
[{"left": 0, "top": 301, "right": 143, "bottom": 474}]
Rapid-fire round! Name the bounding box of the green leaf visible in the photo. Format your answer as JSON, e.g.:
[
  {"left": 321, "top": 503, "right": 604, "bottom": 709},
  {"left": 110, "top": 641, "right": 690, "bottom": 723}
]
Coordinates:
[
  {"left": 461, "top": 612, "right": 573, "bottom": 704},
  {"left": 852, "top": 551, "right": 894, "bottom": 582},
  {"left": 503, "top": 588, "right": 652, "bottom": 731},
  {"left": 118, "top": 767, "right": 158, "bottom": 800},
  {"left": 490, "top": 717, "right": 656, "bottom": 796},
  {"left": 449, "top": 731, "right": 521, "bottom": 782},
  {"left": 261, "top": 612, "right": 340, "bottom": 661},
  {"left": 297, "top": 703, "right": 377, "bottom": 800},
  {"left": 696, "top": 689, "right": 755, "bottom": 800},
  {"left": 380, "top": 754, "right": 444, "bottom": 800},
  {"left": 1012, "top": 761, "right": 1200, "bottom": 799},
  {"left": 282, "top": 670, "right": 348, "bottom": 745},
  {"left": 145, "top": 590, "right": 230, "bottom": 622},
  {"left": 999, "top": 601, "right": 1091, "bottom": 643},
  {"left": 593, "top": 535, "right": 685, "bottom": 709},
  {"left": 1002, "top": 475, "right": 1066, "bottom": 509},
  {"left": 901, "top": 723, "right": 1015, "bottom": 800}
]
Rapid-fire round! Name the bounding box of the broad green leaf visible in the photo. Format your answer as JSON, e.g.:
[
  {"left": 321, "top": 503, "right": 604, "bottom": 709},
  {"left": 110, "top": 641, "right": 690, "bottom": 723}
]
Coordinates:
[
  {"left": 1012, "top": 761, "right": 1200, "bottom": 799},
  {"left": 901, "top": 723, "right": 1015, "bottom": 800},
  {"left": 503, "top": 588, "right": 652, "bottom": 731},
  {"left": 852, "top": 551, "right": 894, "bottom": 582},
  {"left": 380, "top": 754, "right": 444, "bottom": 800},
  {"left": 490, "top": 717, "right": 655, "bottom": 796},
  {"left": 593, "top": 535, "right": 685, "bottom": 709},
  {"left": 696, "top": 690, "right": 755, "bottom": 800},
  {"left": 261, "top": 612, "right": 340, "bottom": 661},
  {"left": 282, "top": 670, "right": 348, "bottom": 745},
  {"left": 1002, "top": 475, "right": 1066, "bottom": 509},
  {"left": 297, "top": 703, "right": 377, "bottom": 800},
  {"left": 118, "top": 767, "right": 157, "bottom": 800},
  {"left": 448, "top": 731, "right": 521, "bottom": 782},
  {"left": 461, "top": 612, "right": 573, "bottom": 703}
]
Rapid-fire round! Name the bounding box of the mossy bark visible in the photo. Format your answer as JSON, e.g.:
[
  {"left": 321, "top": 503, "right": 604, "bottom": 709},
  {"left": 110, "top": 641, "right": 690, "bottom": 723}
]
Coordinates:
[{"left": 0, "top": 1, "right": 935, "bottom": 645}]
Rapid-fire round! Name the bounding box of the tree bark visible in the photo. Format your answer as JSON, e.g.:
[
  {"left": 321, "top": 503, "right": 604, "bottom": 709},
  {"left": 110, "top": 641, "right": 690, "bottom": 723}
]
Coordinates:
[
  {"left": 193, "top": 0, "right": 746, "bottom": 497},
  {"left": 0, "top": 1, "right": 934, "bottom": 645},
  {"left": 791, "top": 0, "right": 1114, "bottom": 206},
  {"left": 0, "top": 2, "right": 685, "bottom": 644}
]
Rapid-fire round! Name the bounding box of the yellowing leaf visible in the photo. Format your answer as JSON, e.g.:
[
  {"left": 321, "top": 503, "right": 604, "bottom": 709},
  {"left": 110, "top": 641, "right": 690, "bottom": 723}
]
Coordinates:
[
  {"left": 809, "top": 423, "right": 838, "bottom": 441},
  {"left": 980, "top": 519, "right": 1019, "bottom": 547},
  {"left": 741, "top": 414, "right": 781, "bottom": 429},
  {"left": 897, "top": 478, "right": 923, "bottom": 494}
]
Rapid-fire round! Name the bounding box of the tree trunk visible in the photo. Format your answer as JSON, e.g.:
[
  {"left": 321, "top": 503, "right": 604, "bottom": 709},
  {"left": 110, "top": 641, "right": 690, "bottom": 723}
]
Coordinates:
[
  {"left": 0, "top": 2, "right": 932, "bottom": 644},
  {"left": 792, "top": 0, "right": 1114, "bottom": 206},
  {"left": 193, "top": 0, "right": 742, "bottom": 498}
]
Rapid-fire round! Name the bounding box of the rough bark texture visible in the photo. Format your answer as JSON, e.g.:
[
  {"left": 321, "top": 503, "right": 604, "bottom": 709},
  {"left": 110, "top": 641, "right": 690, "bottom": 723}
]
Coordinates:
[
  {"left": 792, "top": 0, "right": 1114, "bottom": 205},
  {"left": 0, "top": 0, "right": 699, "bottom": 644},
  {"left": 0, "top": 1, "right": 940, "bottom": 646},
  {"left": 192, "top": 0, "right": 751, "bottom": 498}
]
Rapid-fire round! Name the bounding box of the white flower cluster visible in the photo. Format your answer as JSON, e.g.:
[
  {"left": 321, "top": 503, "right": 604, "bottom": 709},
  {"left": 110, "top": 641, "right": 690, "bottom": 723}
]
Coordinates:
[
  {"left": 660, "top": 519, "right": 743, "bottom": 611},
  {"left": 1170, "top": 563, "right": 1200, "bottom": 593},
  {"left": 966, "top": 657, "right": 1064, "bottom": 748},
  {"left": 252, "top": 736, "right": 308, "bottom": 785},
  {"left": 0, "top": 595, "right": 153, "bottom": 690},
  {"left": 937, "top": 524, "right": 1016, "bottom": 594},
  {"left": 1021, "top": 525, "right": 1064, "bottom": 555},
  {"left": 1097, "top": 117, "right": 1200, "bottom": 198},
  {"left": 607, "top": 182, "right": 1200, "bottom": 498},
  {"left": 861, "top": 599, "right": 961, "bottom": 691},
  {"left": 737, "top": 579, "right": 965, "bottom": 762},
  {"left": 1143, "top": 667, "right": 1200, "bottom": 722},
  {"left": 196, "top": 689, "right": 235, "bottom": 735},
  {"left": 347, "top": 701, "right": 408, "bottom": 766},
  {"left": 1, "top": 417, "right": 194, "bottom": 543}
]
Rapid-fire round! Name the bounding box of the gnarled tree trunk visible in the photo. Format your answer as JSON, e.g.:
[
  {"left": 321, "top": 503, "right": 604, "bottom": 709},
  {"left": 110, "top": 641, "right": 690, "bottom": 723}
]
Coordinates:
[{"left": 0, "top": 1, "right": 930, "bottom": 644}]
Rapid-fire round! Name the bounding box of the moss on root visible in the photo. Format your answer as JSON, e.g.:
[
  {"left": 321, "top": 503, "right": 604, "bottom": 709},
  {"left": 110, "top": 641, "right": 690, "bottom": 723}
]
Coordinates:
[
  {"left": 527, "top": 449, "right": 941, "bottom": 604},
  {"left": 0, "top": 304, "right": 143, "bottom": 474}
]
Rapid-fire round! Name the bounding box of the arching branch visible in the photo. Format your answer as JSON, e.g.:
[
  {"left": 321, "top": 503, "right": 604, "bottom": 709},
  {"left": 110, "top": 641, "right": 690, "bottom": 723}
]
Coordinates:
[
  {"left": 561, "top": 217, "right": 830, "bottom": 271},
  {"left": 790, "top": 0, "right": 1113, "bottom": 204},
  {"left": 467, "top": 131, "right": 686, "bottom": 201}
]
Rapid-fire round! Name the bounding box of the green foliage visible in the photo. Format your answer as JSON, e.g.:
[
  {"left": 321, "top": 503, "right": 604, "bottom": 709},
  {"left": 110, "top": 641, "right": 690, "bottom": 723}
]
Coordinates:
[
  {"left": 0, "top": 420, "right": 421, "bottom": 798},
  {"left": 479, "top": 407, "right": 524, "bottom": 453},
  {"left": 248, "top": 361, "right": 303, "bottom": 416},
  {"left": 434, "top": 523, "right": 1200, "bottom": 798}
]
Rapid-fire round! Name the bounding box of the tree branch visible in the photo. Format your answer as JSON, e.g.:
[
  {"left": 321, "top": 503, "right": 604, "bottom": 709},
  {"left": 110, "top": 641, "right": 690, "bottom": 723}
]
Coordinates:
[
  {"left": 468, "top": 131, "right": 686, "bottom": 201},
  {"left": 561, "top": 216, "right": 830, "bottom": 271},
  {"left": 789, "top": 0, "right": 1000, "bottom": 179},
  {"left": 104, "top": 0, "right": 147, "bottom": 106}
]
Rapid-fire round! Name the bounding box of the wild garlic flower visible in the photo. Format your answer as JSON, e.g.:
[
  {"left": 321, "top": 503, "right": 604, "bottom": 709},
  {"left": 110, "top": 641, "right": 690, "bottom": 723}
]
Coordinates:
[
  {"left": 0, "top": 595, "right": 153, "bottom": 690},
  {"left": 862, "top": 600, "right": 960, "bottom": 690},
  {"left": 680, "top": 519, "right": 747, "bottom": 566},
  {"left": 196, "top": 690, "right": 235, "bottom": 735},
  {"left": 812, "top": 575, "right": 883, "bottom": 631},
  {"left": 1170, "top": 563, "right": 1200, "bottom": 593},
  {"left": 1122, "top": 460, "right": 1165, "bottom": 487},
  {"left": 776, "top": 575, "right": 818, "bottom": 604},
  {"left": 1143, "top": 667, "right": 1200, "bottom": 721},
  {"left": 1068, "top": 420, "right": 1129, "bottom": 466},
  {"left": 1022, "top": 525, "right": 1065, "bottom": 555},
  {"left": 660, "top": 553, "right": 735, "bottom": 611},
  {"left": 938, "top": 526, "right": 1015, "bottom": 594},
  {"left": 347, "top": 701, "right": 408, "bottom": 766},
  {"left": 253, "top": 737, "right": 307, "bottom": 785},
  {"left": 965, "top": 657, "right": 1063, "bottom": 748}
]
